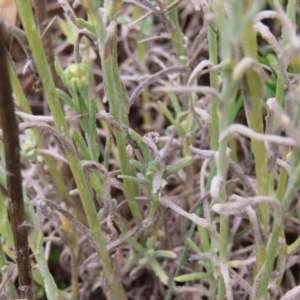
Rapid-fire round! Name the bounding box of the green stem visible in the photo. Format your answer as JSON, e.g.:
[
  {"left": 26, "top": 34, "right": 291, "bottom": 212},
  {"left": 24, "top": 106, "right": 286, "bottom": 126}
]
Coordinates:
[
  {"left": 15, "top": 1, "right": 125, "bottom": 298},
  {"left": 285, "top": 0, "right": 298, "bottom": 24},
  {"left": 132, "top": 6, "right": 152, "bottom": 128},
  {"left": 167, "top": 0, "right": 186, "bottom": 65},
  {"left": 243, "top": 15, "right": 268, "bottom": 219},
  {"left": 242, "top": 34, "right": 268, "bottom": 285},
  {"left": 277, "top": 0, "right": 299, "bottom": 247},
  {"left": 103, "top": 58, "right": 142, "bottom": 220},
  {"left": 208, "top": 24, "right": 219, "bottom": 150},
  {"left": 288, "top": 235, "right": 300, "bottom": 254},
  {"left": 7, "top": 57, "right": 70, "bottom": 199},
  {"left": 67, "top": 149, "right": 126, "bottom": 299},
  {"left": 273, "top": 0, "right": 298, "bottom": 229},
  {"left": 216, "top": 59, "right": 238, "bottom": 299},
  {"left": 275, "top": 74, "right": 284, "bottom": 107},
  {"left": 165, "top": 206, "right": 203, "bottom": 300},
  {"left": 257, "top": 161, "right": 300, "bottom": 299},
  {"left": 148, "top": 188, "right": 159, "bottom": 221},
  {"left": 216, "top": 143, "right": 229, "bottom": 300},
  {"left": 256, "top": 223, "right": 280, "bottom": 300},
  {"left": 164, "top": 164, "right": 216, "bottom": 300},
  {"left": 272, "top": 2, "right": 298, "bottom": 239},
  {"left": 275, "top": 0, "right": 298, "bottom": 111},
  {"left": 242, "top": 8, "right": 268, "bottom": 279},
  {"left": 276, "top": 167, "right": 288, "bottom": 203},
  {"left": 83, "top": 0, "right": 142, "bottom": 221},
  {"left": 257, "top": 101, "right": 300, "bottom": 298},
  {"left": 15, "top": 1, "right": 69, "bottom": 134}
]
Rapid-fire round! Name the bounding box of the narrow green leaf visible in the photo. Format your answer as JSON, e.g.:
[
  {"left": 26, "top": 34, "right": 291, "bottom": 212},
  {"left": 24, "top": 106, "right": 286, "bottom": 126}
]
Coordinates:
[
  {"left": 76, "top": 18, "right": 97, "bottom": 36},
  {"left": 175, "top": 272, "right": 212, "bottom": 282},
  {"left": 158, "top": 101, "right": 185, "bottom": 137},
  {"left": 73, "top": 130, "right": 91, "bottom": 160},
  {"left": 128, "top": 239, "right": 145, "bottom": 253},
  {"left": 0, "top": 193, "right": 14, "bottom": 254},
  {"left": 118, "top": 175, "right": 151, "bottom": 186},
  {"left": 128, "top": 129, "right": 153, "bottom": 163},
  {"left": 56, "top": 88, "right": 78, "bottom": 112},
  {"left": 155, "top": 250, "right": 177, "bottom": 259},
  {"left": 86, "top": 99, "right": 99, "bottom": 161},
  {"left": 129, "top": 159, "right": 146, "bottom": 174},
  {"left": 104, "top": 135, "right": 112, "bottom": 169},
  {"left": 164, "top": 156, "right": 192, "bottom": 178},
  {"left": 54, "top": 57, "right": 64, "bottom": 78},
  {"left": 90, "top": 172, "right": 105, "bottom": 203},
  {"left": 25, "top": 192, "right": 59, "bottom": 300},
  {"left": 150, "top": 259, "right": 169, "bottom": 285},
  {"left": 187, "top": 237, "right": 201, "bottom": 254},
  {"left": 139, "top": 256, "right": 151, "bottom": 265},
  {"left": 168, "top": 92, "right": 181, "bottom": 115}
]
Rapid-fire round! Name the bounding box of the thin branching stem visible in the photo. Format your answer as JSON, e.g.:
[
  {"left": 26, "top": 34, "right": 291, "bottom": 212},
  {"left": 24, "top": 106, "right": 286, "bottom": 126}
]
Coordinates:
[
  {"left": 15, "top": 1, "right": 126, "bottom": 298},
  {"left": 7, "top": 55, "right": 70, "bottom": 199},
  {"left": 82, "top": 0, "right": 142, "bottom": 222}
]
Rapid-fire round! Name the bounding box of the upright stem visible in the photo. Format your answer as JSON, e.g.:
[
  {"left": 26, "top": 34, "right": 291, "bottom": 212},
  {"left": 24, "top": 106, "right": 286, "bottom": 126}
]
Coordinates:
[
  {"left": 275, "top": 0, "right": 299, "bottom": 107},
  {"left": 257, "top": 1, "right": 300, "bottom": 297},
  {"left": 242, "top": 4, "right": 268, "bottom": 273},
  {"left": 0, "top": 26, "right": 34, "bottom": 300},
  {"left": 132, "top": 6, "right": 152, "bottom": 128},
  {"left": 7, "top": 58, "right": 70, "bottom": 199},
  {"left": 213, "top": 2, "right": 239, "bottom": 298},
  {"left": 15, "top": 1, "right": 125, "bottom": 298},
  {"left": 32, "top": 0, "right": 62, "bottom": 89},
  {"left": 275, "top": 0, "right": 298, "bottom": 220},
  {"left": 167, "top": 0, "right": 186, "bottom": 65},
  {"left": 216, "top": 63, "right": 238, "bottom": 300},
  {"left": 243, "top": 15, "right": 268, "bottom": 214},
  {"left": 166, "top": 0, "right": 195, "bottom": 208},
  {"left": 15, "top": 1, "right": 68, "bottom": 133},
  {"left": 216, "top": 146, "right": 229, "bottom": 300},
  {"left": 208, "top": 23, "right": 219, "bottom": 151},
  {"left": 257, "top": 159, "right": 300, "bottom": 299},
  {"left": 82, "top": 0, "right": 142, "bottom": 221}
]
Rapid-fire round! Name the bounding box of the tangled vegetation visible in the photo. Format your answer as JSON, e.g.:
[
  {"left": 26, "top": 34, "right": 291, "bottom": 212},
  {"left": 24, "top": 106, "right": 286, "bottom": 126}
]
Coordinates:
[{"left": 0, "top": 0, "right": 300, "bottom": 299}]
